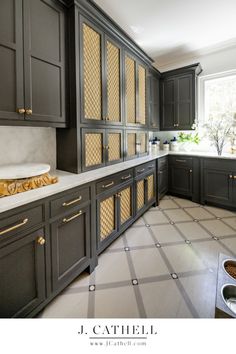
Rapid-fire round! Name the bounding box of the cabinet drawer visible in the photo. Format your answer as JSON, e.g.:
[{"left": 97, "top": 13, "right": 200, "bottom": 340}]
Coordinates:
[
  {"left": 50, "top": 187, "right": 90, "bottom": 218},
  {"left": 203, "top": 158, "right": 235, "bottom": 171},
  {"left": 96, "top": 169, "right": 133, "bottom": 195},
  {"left": 0, "top": 205, "right": 44, "bottom": 243},
  {"left": 169, "top": 156, "right": 193, "bottom": 167},
  {"left": 158, "top": 156, "right": 168, "bottom": 171},
  {"left": 135, "top": 161, "right": 155, "bottom": 177}
]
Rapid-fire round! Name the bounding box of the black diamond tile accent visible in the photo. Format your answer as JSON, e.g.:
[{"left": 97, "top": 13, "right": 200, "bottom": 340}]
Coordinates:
[
  {"left": 89, "top": 285, "right": 96, "bottom": 292},
  {"left": 155, "top": 243, "right": 161, "bottom": 248},
  {"left": 145, "top": 224, "right": 150, "bottom": 228},
  {"left": 212, "top": 236, "right": 219, "bottom": 241},
  {"left": 170, "top": 221, "right": 175, "bottom": 225},
  {"left": 124, "top": 247, "right": 130, "bottom": 252},
  {"left": 171, "top": 273, "right": 178, "bottom": 279},
  {"left": 217, "top": 217, "right": 221, "bottom": 220},
  {"left": 185, "top": 240, "right": 191, "bottom": 245},
  {"left": 194, "top": 219, "right": 199, "bottom": 222},
  {"left": 132, "top": 279, "right": 138, "bottom": 286}
]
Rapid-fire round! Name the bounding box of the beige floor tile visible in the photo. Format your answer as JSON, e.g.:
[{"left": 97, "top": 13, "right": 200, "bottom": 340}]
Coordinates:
[
  {"left": 176, "top": 222, "right": 211, "bottom": 240},
  {"left": 130, "top": 248, "right": 169, "bottom": 278},
  {"left": 107, "top": 234, "right": 125, "bottom": 251},
  {"left": 139, "top": 280, "right": 193, "bottom": 318},
  {"left": 159, "top": 199, "right": 179, "bottom": 210},
  {"left": 151, "top": 224, "right": 183, "bottom": 243},
  {"left": 222, "top": 217, "right": 236, "bottom": 231},
  {"left": 162, "top": 195, "right": 171, "bottom": 200},
  {"left": 163, "top": 244, "right": 205, "bottom": 273},
  {"left": 94, "top": 286, "right": 139, "bottom": 318},
  {"left": 191, "top": 240, "right": 228, "bottom": 269},
  {"left": 186, "top": 207, "right": 215, "bottom": 220},
  {"left": 220, "top": 237, "right": 236, "bottom": 255},
  {"left": 200, "top": 219, "right": 235, "bottom": 237},
  {"left": 133, "top": 217, "right": 146, "bottom": 226},
  {"left": 164, "top": 209, "right": 192, "bottom": 222},
  {"left": 95, "top": 252, "right": 130, "bottom": 284},
  {"left": 68, "top": 271, "right": 91, "bottom": 289},
  {"left": 38, "top": 292, "right": 89, "bottom": 318},
  {"left": 179, "top": 272, "right": 217, "bottom": 318},
  {"left": 204, "top": 206, "right": 236, "bottom": 218},
  {"left": 125, "top": 226, "right": 154, "bottom": 247},
  {"left": 173, "top": 198, "right": 199, "bottom": 208},
  {"left": 144, "top": 210, "right": 169, "bottom": 225}
]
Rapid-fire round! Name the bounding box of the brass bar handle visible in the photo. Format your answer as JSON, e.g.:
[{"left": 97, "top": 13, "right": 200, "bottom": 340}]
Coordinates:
[
  {"left": 102, "top": 181, "right": 114, "bottom": 189},
  {"left": 37, "top": 236, "right": 46, "bottom": 246},
  {"left": 176, "top": 159, "right": 187, "bottom": 163},
  {"left": 17, "top": 108, "right": 25, "bottom": 114},
  {"left": 0, "top": 218, "right": 28, "bottom": 236},
  {"left": 137, "top": 168, "right": 145, "bottom": 173},
  {"left": 63, "top": 210, "right": 83, "bottom": 224},
  {"left": 62, "top": 196, "right": 82, "bottom": 207},
  {"left": 25, "top": 109, "right": 32, "bottom": 115},
  {"left": 121, "top": 174, "right": 132, "bottom": 180}
]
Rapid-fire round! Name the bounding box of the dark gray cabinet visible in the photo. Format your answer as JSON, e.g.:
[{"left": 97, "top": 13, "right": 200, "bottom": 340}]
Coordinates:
[
  {"left": 161, "top": 64, "right": 202, "bottom": 131},
  {"left": 157, "top": 156, "right": 168, "bottom": 201},
  {"left": 0, "top": 0, "right": 67, "bottom": 127},
  {"left": 0, "top": 228, "right": 46, "bottom": 318},
  {"left": 149, "top": 68, "right": 160, "bottom": 130}
]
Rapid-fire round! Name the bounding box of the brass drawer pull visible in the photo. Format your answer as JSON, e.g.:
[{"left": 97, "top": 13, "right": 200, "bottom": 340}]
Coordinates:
[
  {"left": 175, "top": 159, "right": 187, "bottom": 163},
  {"left": 62, "top": 196, "right": 82, "bottom": 207},
  {"left": 37, "top": 236, "right": 46, "bottom": 246},
  {"left": 102, "top": 181, "right": 114, "bottom": 189},
  {"left": 121, "top": 174, "right": 132, "bottom": 180},
  {"left": 137, "top": 168, "right": 145, "bottom": 173},
  {"left": 63, "top": 211, "right": 83, "bottom": 224},
  {"left": 17, "top": 108, "right": 25, "bottom": 114},
  {"left": 0, "top": 218, "right": 28, "bottom": 236},
  {"left": 148, "top": 165, "right": 154, "bottom": 169}
]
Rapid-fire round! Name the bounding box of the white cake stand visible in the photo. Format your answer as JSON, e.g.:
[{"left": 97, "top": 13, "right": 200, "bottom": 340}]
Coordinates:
[{"left": 0, "top": 163, "right": 51, "bottom": 180}]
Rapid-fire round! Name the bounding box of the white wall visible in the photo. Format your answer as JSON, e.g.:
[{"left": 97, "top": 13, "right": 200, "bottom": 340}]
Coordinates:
[{"left": 0, "top": 126, "right": 57, "bottom": 170}]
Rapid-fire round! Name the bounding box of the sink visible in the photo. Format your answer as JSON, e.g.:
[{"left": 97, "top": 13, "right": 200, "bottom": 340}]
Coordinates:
[
  {"left": 223, "top": 259, "right": 236, "bottom": 281},
  {"left": 221, "top": 284, "right": 236, "bottom": 315}
]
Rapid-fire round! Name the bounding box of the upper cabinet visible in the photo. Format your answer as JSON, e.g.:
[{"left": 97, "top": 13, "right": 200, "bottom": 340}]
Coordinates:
[
  {"left": 81, "top": 19, "right": 122, "bottom": 125},
  {"left": 160, "top": 63, "right": 202, "bottom": 131},
  {"left": 149, "top": 68, "right": 160, "bottom": 130},
  {"left": 0, "top": 0, "right": 67, "bottom": 127},
  {"left": 125, "top": 52, "right": 148, "bottom": 127}
]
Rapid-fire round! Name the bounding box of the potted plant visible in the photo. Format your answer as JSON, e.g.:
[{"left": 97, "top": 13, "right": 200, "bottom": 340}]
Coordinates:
[{"left": 177, "top": 132, "right": 200, "bottom": 151}]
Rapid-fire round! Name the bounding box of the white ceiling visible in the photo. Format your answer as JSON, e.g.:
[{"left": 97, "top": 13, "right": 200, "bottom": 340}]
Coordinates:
[{"left": 94, "top": 0, "right": 236, "bottom": 69}]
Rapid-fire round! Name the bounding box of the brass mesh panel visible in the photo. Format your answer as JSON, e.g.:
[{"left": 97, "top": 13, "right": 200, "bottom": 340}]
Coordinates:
[
  {"left": 83, "top": 23, "right": 102, "bottom": 120},
  {"left": 125, "top": 56, "right": 136, "bottom": 123},
  {"left": 85, "top": 133, "right": 102, "bottom": 167},
  {"left": 139, "top": 132, "right": 147, "bottom": 154},
  {"left": 108, "top": 133, "right": 121, "bottom": 162},
  {"left": 138, "top": 65, "right": 146, "bottom": 124},
  {"left": 107, "top": 41, "right": 120, "bottom": 122},
  {"left": 127, "top": 132, "right": 136, "bottom": 157},
  {"left": 100, "top": 196, "right": 115, "bottom": 240},
  {"left": 120, "top": 187, "right": 131, "bottom": 224},
  {"left": 137, "top": 180, "right": 145, "bottom": 210},
  {"left": 147, "top": 174, "right": 154, "bottom": 201}
]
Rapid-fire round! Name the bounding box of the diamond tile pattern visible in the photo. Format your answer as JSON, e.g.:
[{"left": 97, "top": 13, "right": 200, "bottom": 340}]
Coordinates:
[
  {"left": 107, "top": 41, "right": 120, "bottom": 122},
  {"left": 83, "top": 24, "right": 102, "bottom": 120},
  {"left": 125, "top": 56, "right": 136, "bottom": 123},
  {"left": 85, "top": 133, "right": 103, "bottom": 167},
  {"left": 38, "top": 195, "right": 236, "bottom": 319}
]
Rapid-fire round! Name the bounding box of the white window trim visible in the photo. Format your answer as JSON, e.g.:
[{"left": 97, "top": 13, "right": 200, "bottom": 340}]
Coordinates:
[{"left": 198, "top": 69, "right": 236, "bottom": 123}]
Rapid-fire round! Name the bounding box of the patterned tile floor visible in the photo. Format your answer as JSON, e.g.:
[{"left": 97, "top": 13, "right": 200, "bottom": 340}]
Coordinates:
[{"left": 37, "top": 195, "right": 236, "bottom": 318}]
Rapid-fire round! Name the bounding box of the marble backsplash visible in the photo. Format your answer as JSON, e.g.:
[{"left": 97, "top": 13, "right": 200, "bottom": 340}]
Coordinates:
[{"left": 0, "top": 126, "right": 57, "bottom": 170}]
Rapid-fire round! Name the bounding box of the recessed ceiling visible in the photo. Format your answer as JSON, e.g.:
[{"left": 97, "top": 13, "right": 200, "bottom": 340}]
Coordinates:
[{"left": 94, "top": 0, "right": 236, "bottom": 69}]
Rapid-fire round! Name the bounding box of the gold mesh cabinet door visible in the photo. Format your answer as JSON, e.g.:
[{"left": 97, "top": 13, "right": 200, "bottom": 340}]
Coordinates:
[
  {"left": 127, "top": 132, "right": 136, "bottom": 157},
  {"left": 147, "top": 174, "right": 154, "bottom": 201},
  {"left": 139, "top": 132, "right": 147, "bottom": 154},
  {"left": 106, "top": 41, "right": 120, "bottom": 122},
  {"left": 85, "top": 133, "right": 103, "bottom": 167},
  {"left": 100, "top": 196, "right": 115, "bottom": 240},
  {"left": 138, "top": 64, "right": 146, "bottom": 125},
  {"left": 125, "top": 56, "right": 136, "bottom": 123},
  {"left": 83, "top": 23, "right": 102, "bottom": 120},
  {"left": 108, "top": 132, "right": 121, "bottom": 162},
  {"left": 120, "top": 187, "right": 132, "bottom": 225},
  {"left": 137, "top": 179, "right": 145, "bottom": 211}
]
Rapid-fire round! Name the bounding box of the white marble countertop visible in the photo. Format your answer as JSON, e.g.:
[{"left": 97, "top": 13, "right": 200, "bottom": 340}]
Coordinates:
[{"left": 1, "top": 150, "right": 236, "bottom": 214}]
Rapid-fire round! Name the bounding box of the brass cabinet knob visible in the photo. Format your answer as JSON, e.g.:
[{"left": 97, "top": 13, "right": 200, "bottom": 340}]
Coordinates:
[
  {"left": 25, "top": 109, "right": 33, "bottom": 115},
  {"left": 229, "top": 175, "right": 233, "bottom": 179},
  {"left": 234, "top": 176, "right": 236, "bottom": 179},
  {"left": 190, "top": 169, "right": 193, "bottom": 173},
  {"left": 37, "top": 236, "right": 46, "bottom": 246},
  {"left": 17, "top": 108, "right": 25, "bottom": 114}
]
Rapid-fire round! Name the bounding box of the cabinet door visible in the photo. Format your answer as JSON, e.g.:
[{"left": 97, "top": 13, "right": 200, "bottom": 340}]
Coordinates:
[
  {"left": 23, "top": 0, "right": 66, "bottom": 125},
  {"left": 149, "top": 73, "right": 160, "bottom": 129},
  {"left": 169, "top": 165, "right": 193, "bottom": 196},
  {"left": 176, "top": 74, "right": 193, "bottom": 129},
  {"left": 138, "top": 131, "right": 148, "bottom": 156},
  {"left": 105, "top": 37, "right": 122, "bottom": 124},
  {"left": 98, "top": 194, "right": 117, "bottom": 243},
  {"left": 82, "top": 129, "right": 105, "bottom": 171},
  {"left": 50, "top": 206, "right": 91, "bottom": 292},
  {"left": 81, "top": 20, "right": 103, "bottom": 123},
  {"left": 125, "top": 54, "right": 136, "bottom": 124},
  {"left": 106, "top": 130, "right": 123, "bottom": 165},
  {"left": 159, "top": 168, "right": 168, "bottom": 198},
  {"left": 137, "top": 64, "right": 147, "bottom": 125},
  {"left": 0, "top": 229, "right": 46, "bottom": 318},
  {"left": 203, "top": 169, "right": 233, "bottom": 206},
  {"left": 161, "top": 78, "right": 175, "bottom": 130},
  {"left": 136, "top": 178, "right": 145, "bottom": 214},
  {"left": 0, "top": 0, "right": 24, "bottom": 121},
  {"left": 146, "top": 173, "right": 155, "bottom": 204},
  {"left": 126, "top": 131, "right": 138, "bottom": 160},
  {"left": 118, "top": 184, "right": 134, "bottom": 230}
]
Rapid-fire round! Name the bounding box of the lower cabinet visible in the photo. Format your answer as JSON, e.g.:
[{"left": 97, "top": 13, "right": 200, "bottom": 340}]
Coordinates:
[
  {"left": 50, "top": 205, "right": 91, "bottom": 292},
  {"left": 0, "top": 229, "right": 46, "bottom": 318},
  {"left": 169, "top": 156, "right": 194, "bottom": 197},
  {"left": 135, "top": 171, "right": 156, "bottom": 217},
  {"left": 157, "top": 156, "right": 168, "bottom": 201}
]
